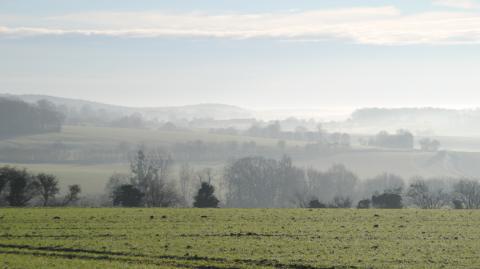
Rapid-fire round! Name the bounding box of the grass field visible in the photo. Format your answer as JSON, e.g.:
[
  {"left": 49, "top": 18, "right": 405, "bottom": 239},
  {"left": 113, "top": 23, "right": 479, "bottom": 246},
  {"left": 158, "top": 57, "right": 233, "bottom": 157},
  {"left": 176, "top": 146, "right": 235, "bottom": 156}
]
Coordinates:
[
  {"left": 3, "top": 149, "right": 480, "bottom": 196},
  {"left": 0, "top": 162, "right": 227, "bottom": 196},
  {"left": 5, "top": 125, "right": 480, "bottom": 196},
  {"left": 0, "top": 125, "right": 306, "bottom": 148},
  {"left": 1, "top": 208, "right": 479, "bottom": 268},
  {"left": 0, "top": 163, "right": 128, "bottom": 195}
]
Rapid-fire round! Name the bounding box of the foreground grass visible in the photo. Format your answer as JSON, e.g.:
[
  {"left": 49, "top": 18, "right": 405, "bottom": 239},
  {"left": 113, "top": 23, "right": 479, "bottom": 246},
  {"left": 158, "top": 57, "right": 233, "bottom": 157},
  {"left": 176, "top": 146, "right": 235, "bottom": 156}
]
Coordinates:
[{"left": 0, "top": 208, "right": 479, "bottom": 268}]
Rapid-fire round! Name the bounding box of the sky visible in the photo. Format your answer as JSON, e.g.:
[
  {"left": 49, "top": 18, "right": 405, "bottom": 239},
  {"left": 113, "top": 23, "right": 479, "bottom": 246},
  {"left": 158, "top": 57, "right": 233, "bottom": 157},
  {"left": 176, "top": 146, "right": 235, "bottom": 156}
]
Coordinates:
[{"left": 1, "top": 0, "right": 480, "bottom": 109}]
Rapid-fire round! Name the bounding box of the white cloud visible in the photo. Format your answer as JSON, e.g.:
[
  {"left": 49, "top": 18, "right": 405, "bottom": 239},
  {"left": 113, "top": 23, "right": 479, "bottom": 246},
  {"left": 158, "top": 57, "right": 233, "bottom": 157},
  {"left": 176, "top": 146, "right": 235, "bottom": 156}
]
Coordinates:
[
  {"left": 432, "top": 0, "right": 478, "bottom": 9},
  {"left": 2, "top": 6, "right": 480, "bottom": 45}
]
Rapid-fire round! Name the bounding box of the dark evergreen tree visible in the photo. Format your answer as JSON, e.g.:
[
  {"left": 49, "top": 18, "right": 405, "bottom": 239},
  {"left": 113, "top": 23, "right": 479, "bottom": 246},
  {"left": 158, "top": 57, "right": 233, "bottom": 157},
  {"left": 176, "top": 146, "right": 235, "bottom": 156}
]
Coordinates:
[
  {"left": 193, "top": 182, "right": 219, "bottom": 208},
  {"left": 113, "top": 184, "right": 144, "bottom": 207}
]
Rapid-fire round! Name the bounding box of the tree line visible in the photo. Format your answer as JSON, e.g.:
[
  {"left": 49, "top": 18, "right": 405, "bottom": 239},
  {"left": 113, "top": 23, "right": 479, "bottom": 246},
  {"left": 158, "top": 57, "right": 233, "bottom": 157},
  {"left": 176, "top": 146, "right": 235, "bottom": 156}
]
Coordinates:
[
  {"left": 0, "top": 136, "right": 346, "bottom": 164},
  {"left": 3, "top": 151, "right": 477, "bottom": 209},
  {"left": 0, "top": 98, "right": 65, "bottom": 137},
  {"left": 210, "top": 121, "right": 351, "bottom": 147},
  {"left": 0, "top": 166, "right": 81, "bottom": 207},
  {"left": 101, "top": 149, "right": 480, "bottom": 210},
  {"left": 104, "top": 149, "right": 219, "bottom": 208},
  {"left": 225, "top": 156, "right": 480, "bottom": 209}
]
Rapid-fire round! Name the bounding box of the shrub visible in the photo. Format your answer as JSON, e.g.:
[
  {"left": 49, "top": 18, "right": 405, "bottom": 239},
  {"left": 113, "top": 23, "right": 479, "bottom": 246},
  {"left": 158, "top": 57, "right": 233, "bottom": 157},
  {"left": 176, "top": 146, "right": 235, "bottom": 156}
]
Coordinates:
[
  {"left": 193, "top": 182, "right": 219, "bottom": 208},
  {"left": 308, "top": 199, "right": 326, "bottom": 208},
  {"left": 357, "top": 199, "right": 371, "bottom": 209},
  {"left": 113, "top": 184, "right": 144, "bottom": 207},
  {"left": 372, "top": 192, "right": 403, "bottom": 209}
]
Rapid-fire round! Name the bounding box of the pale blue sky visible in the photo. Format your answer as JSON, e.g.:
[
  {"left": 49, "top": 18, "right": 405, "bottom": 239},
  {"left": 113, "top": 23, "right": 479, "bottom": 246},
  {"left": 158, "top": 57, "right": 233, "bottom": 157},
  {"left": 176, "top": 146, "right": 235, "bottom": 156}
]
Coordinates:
[{"left": 1, "top": 0, "right": 480, "bottom": 108}]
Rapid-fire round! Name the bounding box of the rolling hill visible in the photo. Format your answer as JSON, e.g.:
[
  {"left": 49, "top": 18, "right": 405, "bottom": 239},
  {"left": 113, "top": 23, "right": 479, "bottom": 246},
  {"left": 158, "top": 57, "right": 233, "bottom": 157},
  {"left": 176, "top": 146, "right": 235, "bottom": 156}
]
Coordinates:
[
  {"left": 2, "top": 125, "right": 480, "bottom": 194},
  {"left": 0, "top": 94, "right": 254, "bottom": 121}
]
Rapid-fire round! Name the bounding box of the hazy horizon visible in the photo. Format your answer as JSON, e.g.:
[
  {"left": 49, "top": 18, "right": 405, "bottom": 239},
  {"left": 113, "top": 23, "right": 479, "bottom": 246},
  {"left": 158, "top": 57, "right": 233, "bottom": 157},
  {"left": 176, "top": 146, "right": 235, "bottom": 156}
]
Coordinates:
[{"left": 5, "top": 92, "right": 480, "bottom": 112}]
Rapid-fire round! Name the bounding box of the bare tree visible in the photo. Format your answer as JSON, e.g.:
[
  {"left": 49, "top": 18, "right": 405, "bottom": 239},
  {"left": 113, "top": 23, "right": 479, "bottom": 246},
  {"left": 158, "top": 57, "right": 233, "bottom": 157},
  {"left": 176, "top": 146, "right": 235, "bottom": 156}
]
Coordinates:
[
  {"left": 225, "top": 157, "right": 280, "bottom": 208},
  {"left": 62, "top": 185, "right": 81, "bottom": 206},
  {"left": 36, "top": 173, "right": 59, "bottom": 206},
  {"left": 406, "top": 179, "right": 450, "bottom": 209},
  {"left": 419, "top": 138, "right": 441, "bottom": 152},
  {"left": 277, "top": 155, "right": 306, "bottom": 207},
  {"left": 130, "top": 148, "right": 179, "bottom": 207},
  {"left": 306, "top": 164, "right": 358, "bottom": 203},
  {"left": 197, "top": 168, "right": 214, "bottom": 184},
  {"left": 179, "top": 163, "right": 194, "bottom": 205},
  {"left": 330, "top": 196, "right": 352, "bottom": 208},
  {"left": 292, "top": 191, "right": 310, "bottom": 208},
  {"left": 453, "top": 179, "right": 480, "bottom": 209},
  {"left": 361, "top": 173, "right": 405, "bottom": 199}
]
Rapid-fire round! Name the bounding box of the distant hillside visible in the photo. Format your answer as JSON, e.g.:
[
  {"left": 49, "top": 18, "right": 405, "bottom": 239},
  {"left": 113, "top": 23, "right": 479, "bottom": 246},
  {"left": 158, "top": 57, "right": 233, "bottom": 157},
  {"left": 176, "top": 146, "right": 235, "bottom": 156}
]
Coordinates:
[
  {"left": 141, "top": 103, "right": 254, "bottom": 121},
  {"left": 0, "top": 93, "right": 134, "bottom": 115},
  {"left": 0, "top": 94, "right": 254, "bottom": 121},
  {"left": 6, "top": 93, "right": 480, "bottom": 136},
  {"left": 346, "top": 107, "right": 480, "bottom": 136},
  {"left": 4, "top": 125, "right": 480, "bottom": 193}
]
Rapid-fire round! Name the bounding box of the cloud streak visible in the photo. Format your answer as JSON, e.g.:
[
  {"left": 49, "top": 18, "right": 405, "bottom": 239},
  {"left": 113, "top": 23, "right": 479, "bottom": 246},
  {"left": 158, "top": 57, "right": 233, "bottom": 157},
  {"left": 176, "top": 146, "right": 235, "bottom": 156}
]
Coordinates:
[
  {"left": 2, "top": 6, "right": 480, "bottom": 45},
  {"left": 432, "top": 0, "right": 478, "bottom": 9}
]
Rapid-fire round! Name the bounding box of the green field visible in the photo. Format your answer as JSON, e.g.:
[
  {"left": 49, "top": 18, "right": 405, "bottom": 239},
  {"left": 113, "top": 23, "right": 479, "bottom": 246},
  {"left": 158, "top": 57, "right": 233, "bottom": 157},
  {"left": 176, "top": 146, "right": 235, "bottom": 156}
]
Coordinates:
[
  {"left": 5, "top": 125, "right": 480, "bottom": 196},
  {"left": 0, "top": 125, "right": 303, "bottom": 194},
  {"left": 0, "top": 125, "right": 305, "bottom": 148},
  {"left": 0, "top": 163, "right": 128, "bottom": 195},
  {"left": 1, "top": 208, "right": 479, "bottom": 268}
]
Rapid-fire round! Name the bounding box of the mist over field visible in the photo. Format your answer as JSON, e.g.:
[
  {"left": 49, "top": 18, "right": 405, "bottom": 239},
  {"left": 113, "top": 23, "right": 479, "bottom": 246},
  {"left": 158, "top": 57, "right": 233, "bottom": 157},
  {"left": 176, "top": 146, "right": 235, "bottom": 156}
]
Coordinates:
[
  {"left": 2, "top": 1, "right": 480, "bottom": 268},
  {"left": 2, "top": 93, "right": 480, "bottom": 198}
]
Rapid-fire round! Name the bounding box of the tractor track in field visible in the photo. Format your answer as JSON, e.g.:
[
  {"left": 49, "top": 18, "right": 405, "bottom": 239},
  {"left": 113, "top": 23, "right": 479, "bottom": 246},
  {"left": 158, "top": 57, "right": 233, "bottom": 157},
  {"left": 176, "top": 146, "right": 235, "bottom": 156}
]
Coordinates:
[
  {"left": 179, "top": 232, "right": 316, "bottom": 238},
  {"left": 0, "top": 243, "right": 359, "bottom": 269}
]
